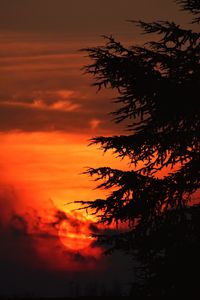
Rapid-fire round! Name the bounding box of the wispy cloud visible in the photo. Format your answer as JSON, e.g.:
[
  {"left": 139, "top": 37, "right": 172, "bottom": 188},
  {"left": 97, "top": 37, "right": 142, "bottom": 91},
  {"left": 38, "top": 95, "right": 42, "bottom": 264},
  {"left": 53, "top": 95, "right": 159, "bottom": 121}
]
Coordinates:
[{"left": 0, "top": 33, "right": 121, "bottom": 134}]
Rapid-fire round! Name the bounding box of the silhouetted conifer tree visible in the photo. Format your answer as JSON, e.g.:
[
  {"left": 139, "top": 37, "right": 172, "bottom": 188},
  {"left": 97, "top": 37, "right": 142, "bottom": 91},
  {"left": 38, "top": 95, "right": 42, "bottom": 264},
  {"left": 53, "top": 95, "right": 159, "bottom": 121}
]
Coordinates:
[
  {"left": 78, "top": 0, "right": 199, "bottom": 234},
  {"left": 77, "top": 0, "right": 200, "bottom": 295},
  {"left": 130, "top": 204, "right": 200, "bottom": 297}
]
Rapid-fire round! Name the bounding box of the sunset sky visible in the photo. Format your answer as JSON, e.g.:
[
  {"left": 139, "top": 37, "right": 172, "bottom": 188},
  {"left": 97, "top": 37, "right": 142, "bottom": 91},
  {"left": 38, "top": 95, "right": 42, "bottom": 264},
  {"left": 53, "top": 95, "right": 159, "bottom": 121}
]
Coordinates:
[{"left": 0, "top": 0, "right": 193, "bottom": 296}]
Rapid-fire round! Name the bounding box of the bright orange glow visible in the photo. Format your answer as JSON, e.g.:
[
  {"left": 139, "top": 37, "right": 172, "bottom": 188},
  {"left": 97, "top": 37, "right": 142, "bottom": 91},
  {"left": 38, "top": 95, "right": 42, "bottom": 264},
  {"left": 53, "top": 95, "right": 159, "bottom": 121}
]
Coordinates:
[
  {"left": 0, "top": 131, "right": 129, "bottom": 270},
  {"left": 0, "top": 131, "right": 130, "bottom": 208},
  {"left": 1, "top": 130, "right": 197, "bottom": 271},
  {"left": 58, "top": 217, "right": 94, "bottom": 251}
]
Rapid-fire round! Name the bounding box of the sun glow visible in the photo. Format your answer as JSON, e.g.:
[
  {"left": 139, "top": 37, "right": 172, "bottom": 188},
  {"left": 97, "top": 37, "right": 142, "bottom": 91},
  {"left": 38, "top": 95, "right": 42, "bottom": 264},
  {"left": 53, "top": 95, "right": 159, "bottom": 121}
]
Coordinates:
[
  {"left": 58, "top": 218, "right": 94, "bottom": 251},
  {"left": 0, "top": 131, "right": 129, "bottom": 269}
]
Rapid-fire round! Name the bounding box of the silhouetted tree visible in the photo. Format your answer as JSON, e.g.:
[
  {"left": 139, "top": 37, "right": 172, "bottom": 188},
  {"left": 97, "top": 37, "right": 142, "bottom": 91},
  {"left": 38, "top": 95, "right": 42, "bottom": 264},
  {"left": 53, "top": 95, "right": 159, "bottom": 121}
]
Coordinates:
[
  {"left": 78, "top": 0, "right": 200, "bottom": 233},
  {"left": 77, "top": 0, "right": 200, "bottom": 296},
  {"left": 127, "top": 203, "right": 200, "bottom": 297}
]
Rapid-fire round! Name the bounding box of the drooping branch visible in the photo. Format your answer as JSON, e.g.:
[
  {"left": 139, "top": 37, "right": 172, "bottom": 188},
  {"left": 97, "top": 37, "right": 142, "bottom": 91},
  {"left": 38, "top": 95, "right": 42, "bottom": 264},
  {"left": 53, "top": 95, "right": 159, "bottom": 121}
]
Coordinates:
[
  {"left": 176, "top": 0, "right": 200, "bottom": 22},
  {"left": 76, "top": 153, "right": 199, "bottom": 226},
  {"left": 90, "top": 128, "right": 199, "bottom": 174}
]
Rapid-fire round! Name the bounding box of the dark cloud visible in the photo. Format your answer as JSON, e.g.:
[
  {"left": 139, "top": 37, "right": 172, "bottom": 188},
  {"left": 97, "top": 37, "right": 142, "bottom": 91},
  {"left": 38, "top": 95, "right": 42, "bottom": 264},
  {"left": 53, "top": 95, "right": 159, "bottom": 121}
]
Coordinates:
[
  {"left": 50, "top": 209, "right": 68, "bottom": 228},
  {"left": 9, "top": 213, "right": 29, "bottom": 236},
  {"left": 69, "top": 251, "right": 97, "bottom": 264}
]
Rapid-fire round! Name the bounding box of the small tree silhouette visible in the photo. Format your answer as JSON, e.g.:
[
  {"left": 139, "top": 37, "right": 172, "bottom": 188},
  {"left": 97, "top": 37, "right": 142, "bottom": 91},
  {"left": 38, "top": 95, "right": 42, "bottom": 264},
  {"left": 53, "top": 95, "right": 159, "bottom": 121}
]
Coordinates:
[{"left": 77, "top": 0, "right": 200, "bottom": 295}]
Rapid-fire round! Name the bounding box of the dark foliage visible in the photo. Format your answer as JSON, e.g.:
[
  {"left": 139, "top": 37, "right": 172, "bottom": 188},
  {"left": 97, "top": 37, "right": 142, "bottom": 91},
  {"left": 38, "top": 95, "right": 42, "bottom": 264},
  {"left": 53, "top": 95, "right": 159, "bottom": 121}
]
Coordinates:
[
  {"left": 177, "top": 0, "right": 200, "bottom": 22},
  {"left": 133, "top": 204, "right": 200, "bottom": 296},
  {"left": 78, "top": 0, "right": 200, "bottom": 228},
  {"left": 77, "top": 0, "right": 200, "bottom": 296}
]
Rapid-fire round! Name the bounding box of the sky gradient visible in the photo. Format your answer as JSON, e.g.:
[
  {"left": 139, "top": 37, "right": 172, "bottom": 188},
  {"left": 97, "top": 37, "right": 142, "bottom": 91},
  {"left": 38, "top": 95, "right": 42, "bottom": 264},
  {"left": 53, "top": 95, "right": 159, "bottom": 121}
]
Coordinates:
[{"left": 0, "top": 0, "right": 196, "bottom": 297}]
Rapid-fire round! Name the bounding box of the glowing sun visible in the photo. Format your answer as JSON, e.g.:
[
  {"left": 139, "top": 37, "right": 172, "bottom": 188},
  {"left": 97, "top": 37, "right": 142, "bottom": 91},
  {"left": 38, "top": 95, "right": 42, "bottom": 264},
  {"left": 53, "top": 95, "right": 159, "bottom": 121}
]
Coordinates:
[{"left": 58, "top": 219, "right": 94, "bottom": 251}]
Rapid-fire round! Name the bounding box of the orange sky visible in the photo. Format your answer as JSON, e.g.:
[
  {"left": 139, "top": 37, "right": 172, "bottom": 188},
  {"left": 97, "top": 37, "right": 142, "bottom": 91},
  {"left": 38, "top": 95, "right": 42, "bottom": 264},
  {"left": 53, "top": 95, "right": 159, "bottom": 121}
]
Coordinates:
[
  {"left": 1, "top": 30, "right": 199, "bottom": 272},
  {"left": 0, "top": 130, "right": 131, "bottom": 271},
  {"left": 0, "top": 1, "right": 197, "bottom": 296},
  {"left": 0, "top": 30, "right": 131, "bottom": 275},
  {"left": 0, "top": 131, "right": 129, "bottom": 208}
]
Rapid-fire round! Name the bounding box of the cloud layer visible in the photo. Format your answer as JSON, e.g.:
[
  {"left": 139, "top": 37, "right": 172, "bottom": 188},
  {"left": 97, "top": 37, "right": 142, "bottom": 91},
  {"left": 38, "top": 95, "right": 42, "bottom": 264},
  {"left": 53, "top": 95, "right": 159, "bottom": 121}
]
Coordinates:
[
  {"left": 0, "top": 184, "right": 133, "bottom": 297},
  {"left": 0, "top": 33, "right": 124, "bottom": 134}
]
